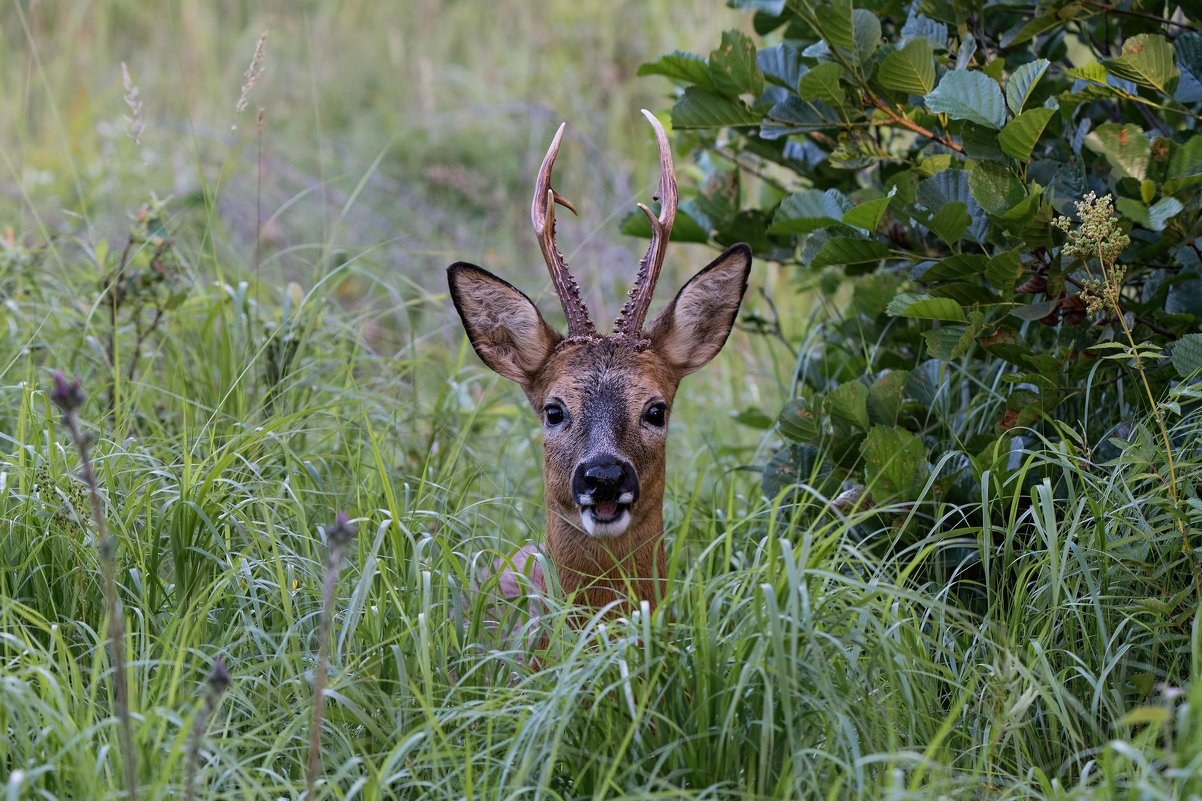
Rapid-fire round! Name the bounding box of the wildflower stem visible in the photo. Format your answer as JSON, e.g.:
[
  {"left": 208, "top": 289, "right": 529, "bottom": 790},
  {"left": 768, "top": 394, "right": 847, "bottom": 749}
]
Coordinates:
[
  {"left": 51, "top": 374, "right": 137, "bottom": 801},
  {"left": 305, "top": 514, "right": 357, "bottom": 800},
  {"left": 1099, "top": 245, "right": 1199, "bottom": 592},
  {"left": 183, "top": 659, "right": 230, "bottom": 801}
]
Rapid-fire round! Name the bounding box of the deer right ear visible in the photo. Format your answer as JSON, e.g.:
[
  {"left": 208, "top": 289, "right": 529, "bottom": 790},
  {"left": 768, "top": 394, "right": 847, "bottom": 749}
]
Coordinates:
[
  {"left": 646, "top": 243, "right": 752, "bottom": 377},
  {"left": 448, "top": 263, "right": 563, "bottom": 384}
]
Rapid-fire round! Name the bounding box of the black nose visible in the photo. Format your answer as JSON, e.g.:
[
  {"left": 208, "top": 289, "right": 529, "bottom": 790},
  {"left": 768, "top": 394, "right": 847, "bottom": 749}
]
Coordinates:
[{"left": 572, "top": 454, "right": 639, "bottom": 503}]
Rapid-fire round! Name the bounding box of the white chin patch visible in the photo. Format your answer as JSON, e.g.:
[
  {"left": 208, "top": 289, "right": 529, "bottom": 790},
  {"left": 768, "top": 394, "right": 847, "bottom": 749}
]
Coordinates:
[{"left": 580, "top": 506, "right": 632, "bottom": 538}]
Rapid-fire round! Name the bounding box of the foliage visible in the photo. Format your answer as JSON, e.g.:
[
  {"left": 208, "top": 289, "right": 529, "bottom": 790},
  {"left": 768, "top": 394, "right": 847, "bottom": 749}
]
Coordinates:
[
  {"left": 5, "top": 2, "right": 1202, "bottom": 799},
  {"left": 98, "top": 195, "right": 190, "bottom": 411},
  {"left": 4, "top": 240, "right": 1202, "bottom": 797},
  {"left": 639, "top": 0, "right": 1202, "bottom": 518}
]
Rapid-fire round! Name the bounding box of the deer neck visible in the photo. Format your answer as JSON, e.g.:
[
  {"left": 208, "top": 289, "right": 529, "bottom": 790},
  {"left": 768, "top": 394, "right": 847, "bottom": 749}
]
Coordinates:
[{"left": 544, "top": 493, "right": 666, "bottom": 613}]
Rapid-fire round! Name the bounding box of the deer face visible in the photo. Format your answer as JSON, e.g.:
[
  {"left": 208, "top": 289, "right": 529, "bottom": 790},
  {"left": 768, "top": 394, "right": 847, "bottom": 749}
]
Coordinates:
[
  {"left": 448, "top": 111, "right": 750, "bottom": 604},
  {"left": 448, "top": 245, "right": 751, "bottom": 539},
  {"left": 535, "top": 339, "right": 670, "bottom": 538}
]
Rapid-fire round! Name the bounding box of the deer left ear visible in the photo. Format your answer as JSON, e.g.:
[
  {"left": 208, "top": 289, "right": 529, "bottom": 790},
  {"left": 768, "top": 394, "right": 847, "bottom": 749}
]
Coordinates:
[{"left": 646, "top": 243, "right": 752, "bottom": 376}]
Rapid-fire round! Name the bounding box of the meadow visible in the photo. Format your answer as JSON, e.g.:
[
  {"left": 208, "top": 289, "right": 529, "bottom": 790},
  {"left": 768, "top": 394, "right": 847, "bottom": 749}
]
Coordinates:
[{"left": 2, "top": 2, "right": 1201, "bottom": 799}]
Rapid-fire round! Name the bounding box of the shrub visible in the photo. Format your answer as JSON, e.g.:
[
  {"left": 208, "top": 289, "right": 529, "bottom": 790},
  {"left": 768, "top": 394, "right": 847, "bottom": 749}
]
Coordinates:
[{"left": 637, "top": 0, "right": 1202, "bottom": 524}]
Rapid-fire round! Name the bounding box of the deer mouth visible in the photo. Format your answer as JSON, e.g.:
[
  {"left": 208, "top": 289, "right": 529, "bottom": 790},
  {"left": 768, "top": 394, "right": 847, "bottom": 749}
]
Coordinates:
[{"left": 578, "top": 493, "right": 635, "bottom": 538}]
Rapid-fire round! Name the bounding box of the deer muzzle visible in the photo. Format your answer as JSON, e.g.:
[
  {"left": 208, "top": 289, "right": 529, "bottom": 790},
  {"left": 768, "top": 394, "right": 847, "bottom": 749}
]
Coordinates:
[{"left": 572, "top": 454, "right": 639, "bottom": 538}]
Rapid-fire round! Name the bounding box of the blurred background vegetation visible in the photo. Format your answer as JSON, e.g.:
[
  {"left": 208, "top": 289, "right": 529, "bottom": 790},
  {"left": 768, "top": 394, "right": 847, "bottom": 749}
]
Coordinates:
[{"left": 2, "top": 1, "right": 761, "bottom": 316}]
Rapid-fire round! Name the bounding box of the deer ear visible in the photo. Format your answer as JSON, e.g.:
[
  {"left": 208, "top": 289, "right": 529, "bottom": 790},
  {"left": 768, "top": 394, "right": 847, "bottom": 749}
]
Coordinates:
[
  {"left": 448, "top": 263, "right": 562, "bottom": 384},
  {"left": 646, "top": 243, "right": 751, "bottom": 376}
]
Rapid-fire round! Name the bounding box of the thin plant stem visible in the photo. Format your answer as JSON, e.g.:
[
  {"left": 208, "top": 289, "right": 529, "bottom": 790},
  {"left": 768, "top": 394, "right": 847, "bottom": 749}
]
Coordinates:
[
  {"left": 1098, "top": 248, "right": 1199, "bottom": 594},
  {"left": 305, "top": 514, "right": 357, "bottom": 801},
  {"left": 51, "top": 373, "right": 137, "bottom": 801},
  {"left": 183, "top": 658, "right": 231, "bottom": 801}
]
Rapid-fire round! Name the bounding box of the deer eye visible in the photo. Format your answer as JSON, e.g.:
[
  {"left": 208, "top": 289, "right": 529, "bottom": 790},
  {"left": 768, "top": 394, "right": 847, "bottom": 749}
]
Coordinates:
[
  {"left": 642, "top": 402, "right": 667, "bottom": 427},
  {"left": 544, "top": 403, "right": 565, "bottom": 426}
]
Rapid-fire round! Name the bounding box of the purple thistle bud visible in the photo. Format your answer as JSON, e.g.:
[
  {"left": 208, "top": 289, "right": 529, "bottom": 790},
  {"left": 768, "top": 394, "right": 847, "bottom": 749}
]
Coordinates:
[
  {"left": 50, "top": 372, "right": 86, "bottom": 414},
  {"left": 325, "top": 513, "right": 358, "bottom": 548},
  {"left": 207, "top": 658, "right": 231, "bottom": 696}
]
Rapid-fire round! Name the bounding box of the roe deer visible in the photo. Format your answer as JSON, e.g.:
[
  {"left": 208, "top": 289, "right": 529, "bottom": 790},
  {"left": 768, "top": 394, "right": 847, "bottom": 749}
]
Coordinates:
[{"left": 448, "top": 110, "right": 751, "bottom": 613}]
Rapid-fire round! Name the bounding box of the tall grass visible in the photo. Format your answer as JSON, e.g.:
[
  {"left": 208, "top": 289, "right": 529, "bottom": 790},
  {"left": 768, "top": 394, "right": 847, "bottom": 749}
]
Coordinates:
[{"left": 2, "top": 2, "right": 1200, "bottom": 799}]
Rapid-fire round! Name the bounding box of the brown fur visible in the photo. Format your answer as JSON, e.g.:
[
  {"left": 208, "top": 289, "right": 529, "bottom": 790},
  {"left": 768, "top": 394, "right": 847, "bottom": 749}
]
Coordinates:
[{"left": 448, "top": 243, "right": 751, "bottom": 613}]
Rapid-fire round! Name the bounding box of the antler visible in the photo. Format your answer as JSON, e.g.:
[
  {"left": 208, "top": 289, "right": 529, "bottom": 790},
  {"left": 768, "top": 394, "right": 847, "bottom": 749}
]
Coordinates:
[
  {"left": 532, "top": 122, "right": 596, "bottom": 339},
  {"left": 613, "top": 109, "right": 678, "bottom": 339}
]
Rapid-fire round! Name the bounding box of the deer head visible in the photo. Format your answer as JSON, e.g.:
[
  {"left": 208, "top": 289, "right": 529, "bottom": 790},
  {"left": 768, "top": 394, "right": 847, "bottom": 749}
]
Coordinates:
[{"left": 448, "top": 111, "right": 751, "bottom": 611}]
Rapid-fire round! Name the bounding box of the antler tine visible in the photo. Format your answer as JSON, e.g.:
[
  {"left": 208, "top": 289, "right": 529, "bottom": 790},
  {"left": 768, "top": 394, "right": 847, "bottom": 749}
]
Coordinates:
[
  {"left": 532, "top": 122, "right": 596, "bottom": 339},
  {"left": 614, "top": 109, "right": 678, "bottom": 339}
]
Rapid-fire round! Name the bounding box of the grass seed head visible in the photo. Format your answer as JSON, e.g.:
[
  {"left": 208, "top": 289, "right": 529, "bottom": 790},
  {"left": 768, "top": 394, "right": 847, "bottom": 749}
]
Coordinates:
[
  {"left": 236, "top": 30, "right": 269, "bottom": 113},
  {"left": 120, "top": 62, "right": 144, "bottom": 146}
]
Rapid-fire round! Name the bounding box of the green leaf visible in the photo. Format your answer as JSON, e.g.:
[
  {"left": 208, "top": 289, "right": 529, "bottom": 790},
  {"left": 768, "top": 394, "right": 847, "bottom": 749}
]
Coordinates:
[
  {"left": 878, "top": 38, "right": 936, "bottom": 96},
  {"left": 886, "top": 292, "right": 967, "bottom": 322},
  {"left": 918, "top": 254, "right": 988, "bottom": 281},
  {"left": 810, "top": 237, "right": 890, "bottom": 268},
  {"left": 770, "top": 188, "right": 851, "bottom": 234},
  {"left": 926, "top": 202, "right": 971, "bottom": 244},
  {"left": 999, "top": 107, "right": 1055, "bottom": 161},
  {"left": 905, "top": 360, "right": 945, "bottom": 408},
  {"left": 985, "top": 250, "right": 1023, "bottom": 294},
  {"left": 960, "top": 122, "right": 1007, "bottom": 163},
  {"left": 709, "top": 30, "right": 764, "bottom": 96},
  {"left": 817, "top": 0, "right": 855, "bottom": 52},
  {"left": 1001, "top": 13, "right": 1062, "bottom": 48},
  {"left": 916, "top": 169, "right": 991, "bottom": 244},
  {"left": 1084, "top": 123, "right": 1151, "bottom": 181},
  {"left": 637, "top": 52, "right": 715, "bottom": 90},
  {"left": 1104, "top": 34, "right": 1179, "bottom": 95},
  {"left": 1006, "top": 59, "right": 1050, "bottom": 113},
  {"left": 1177, "top": 33, "right": 1202, "bottom": 98},
  {"left": 1116, "top": 196, "right": 1184, "bottom": 232},
  {"left": 997, "top": 185, "right": 1043, "bottom": 228},
  {"left": 762, "top": 443, "right": 827, "bottom": 500},
  {"left": 868, "top": 370, "right": 909, "bottom": 426},
  {"left": 861, "top": 425, "right": 928, "bottom": 498},
  {"left": 1166, "top": 136, "right": 1202, "bottom": 191},
  {"left": 619, "top": 201, "right": 711, "bottom": 242},
  {"left": 757, "top": 44, "right": 804, "bottom": 88},
  {"left": 826, "top": 381, "right": 870, "bottom": 431},
  {"left": 922, "top": 326, "right": 965, "bottom": 360},
  {"left": 671, "top": 87, "right": 761, "bottom": 128},
  {"left": 841, "top": 189, "right": 895, "bottom": 231},
  {"left": 853, "top": 9, "right": 882, "bottom": 65},
  {"left": 900, "top": 10, "right": 946, "bottom": 47},
  {"left": 931, "top": 283, "right": 1001, "bottom": 306},
  {"left": 778, "top": 398, "right": 821, "bottom": 442},
  {"left": 797, "top": 62, "right": 845, "bottom": 106},
  {"left": 968, "top": 162, "right": 1025, "bottom": 216},
  {"left": 1010, "top": 298, "right": 1058, "bottom": 321},
  {"left": 1065, "top": 62, "right": 1112, "bottom": 87},
  {"left": 694, "top": 167, "right": 739, "bottom": 228},
  {"left": 852, "top": 272, "right": 906, "bottom": 317},
  {"left": 732, "top": 407, "right": 775, "bottom": 429},
  {"left": 925, "top": 69, "right": 1008, "bottom": 129},
  {"left": 1172, "top": 333, "right": 1202, "bottom": 378}
]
